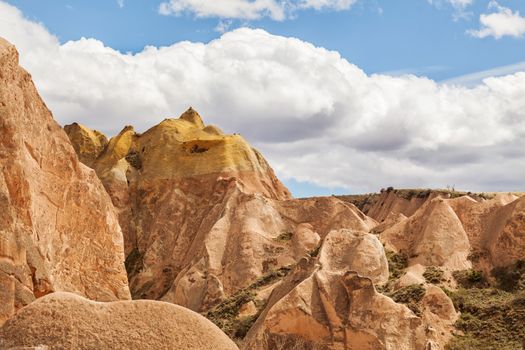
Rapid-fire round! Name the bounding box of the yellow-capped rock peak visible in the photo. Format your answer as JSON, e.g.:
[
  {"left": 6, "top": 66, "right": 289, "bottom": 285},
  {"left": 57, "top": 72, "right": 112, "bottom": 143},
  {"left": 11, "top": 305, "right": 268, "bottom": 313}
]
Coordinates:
[{"left": 66, "top": 108, "right": 291, "bottom": 200}]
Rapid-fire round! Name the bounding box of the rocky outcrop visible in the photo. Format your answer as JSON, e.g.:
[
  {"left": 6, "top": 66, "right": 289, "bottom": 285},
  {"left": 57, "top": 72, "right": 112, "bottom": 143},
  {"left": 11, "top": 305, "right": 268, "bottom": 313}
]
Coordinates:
[
  {"left": 63, "top": 122, "right": 108, "bottom": 167},
  {"left": 484, "top": 196, "right": 525, "bottom": 268},
  {"left": 365, "top": 189, "right": 437, "bottom": 223},
  {"left": 381, "top": 197, "right": 472, "bottom": 271},
  {"left": 0, "top": 38, "right": 130, "bottom": 325},
  {"left": 0, "top": 292, "right": 239, "bottom": 350},
  {"left": 242, "top": 230, "right": 440, "bottom": 350},
  {"left": 380, "top": 194, "right": 525, "bottom": 281},
  {"left": 66, "top": 111, "right": 380, "bottom": 315}
]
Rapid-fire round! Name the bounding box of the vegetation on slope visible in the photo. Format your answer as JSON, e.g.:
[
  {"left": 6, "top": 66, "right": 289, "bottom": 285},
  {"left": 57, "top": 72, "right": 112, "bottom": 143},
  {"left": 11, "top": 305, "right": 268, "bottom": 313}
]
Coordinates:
[
  {"left": 388, "top": 284, "right": 426, "bottom": 316},
  {"left": 446, "top": 264, "right": 525, "bottom": 350},
  {"left": 446, "top": 288, "right": 525, "bottom": 350},
  {"left": 376, "top": 250, "right": 427, "bottom": 314},
  {"left": 377, "top": 250, "right": 408, "bottom": 293},
  {"left": 205, "top": 266, "right": 292, "bottom": 340},
  {"left": 423, "top": 266, "right": 444, "bottom": 284}
]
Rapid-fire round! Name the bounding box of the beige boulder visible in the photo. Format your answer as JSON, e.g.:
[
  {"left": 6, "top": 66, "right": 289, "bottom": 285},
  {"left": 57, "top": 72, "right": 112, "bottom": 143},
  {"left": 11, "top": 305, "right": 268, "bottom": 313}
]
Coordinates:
[{"left": 0, "top": 292, "right": 238, "bottom": 350}]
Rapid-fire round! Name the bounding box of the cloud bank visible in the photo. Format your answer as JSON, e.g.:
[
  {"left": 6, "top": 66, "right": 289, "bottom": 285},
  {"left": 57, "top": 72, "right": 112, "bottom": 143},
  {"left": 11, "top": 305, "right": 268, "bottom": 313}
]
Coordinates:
[{"left": 0, "top": 1, "right": 524, "bottom": 193}]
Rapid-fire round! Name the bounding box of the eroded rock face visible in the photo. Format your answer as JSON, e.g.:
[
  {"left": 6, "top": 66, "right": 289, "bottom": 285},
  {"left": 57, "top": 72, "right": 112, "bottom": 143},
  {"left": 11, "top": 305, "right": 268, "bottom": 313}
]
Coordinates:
[
  {"left": 0, "top": 38, "right": 130, "bottom": 325},
  {"left": 318, "top": 229, "right": 389, "bottom": 285},
  {"left": 244, "top": 269, "right": 430, "bottom": 350},
  {"left": 63, "top": 123, "right": 108, "bottom": 167},
  {"left": 380, "top": 193, "right": 525, "bottom": 281},
  {"left": 240, "top": 228, "right": 457, "bottom": 350},
  {"left": 66, "top": 110, "right": 380, "bottom": 314},
  {"left": 0, "top": 292, "right": 239, "bottom": 350},
  {"left": 381, "top": 197, "right": 472, "bottom": 271},
  {"left": 365, "top": 190, "right": 438, "bottom": 223}
]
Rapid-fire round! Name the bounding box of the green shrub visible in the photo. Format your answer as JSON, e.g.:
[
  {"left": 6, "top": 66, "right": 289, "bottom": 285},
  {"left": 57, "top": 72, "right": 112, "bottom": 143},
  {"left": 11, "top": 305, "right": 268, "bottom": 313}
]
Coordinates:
[
  {"left": 491, "top": 260, "right": 525, "bottom": 292},
  {"left": 388, "top": 284, "right": 426, "bottom": 316},
  {"left": 386, "top": 250, "right": 408, "bottom": 279},
  {"left": 423, "top": 266, "right": 444, "bottom": 284},
  {"left": 445, "top": 288, "right": 525, "bottom": 350},
  {"left": 453, "top": 269, "right": 488, "bottom": 289},
  {"left": 273, "top": 231, "right": 293, "bottom": 243}
]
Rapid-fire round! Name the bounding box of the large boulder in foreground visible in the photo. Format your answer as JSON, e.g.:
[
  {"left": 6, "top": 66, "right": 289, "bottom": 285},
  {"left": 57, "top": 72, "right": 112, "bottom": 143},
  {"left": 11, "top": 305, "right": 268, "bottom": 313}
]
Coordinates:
[
  {"left": 0, "top": 38, "right": 130, "bottom": 325},
  {"left": 0, "top": 292, "right": 239, "bottom": 350}
]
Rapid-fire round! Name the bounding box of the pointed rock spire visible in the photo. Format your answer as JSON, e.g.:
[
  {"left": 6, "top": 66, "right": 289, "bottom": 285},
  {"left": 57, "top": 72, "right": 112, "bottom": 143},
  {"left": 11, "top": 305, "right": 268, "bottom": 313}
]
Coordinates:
[{"left": 179, "top": 107, "right": 205, "bottom": 129}]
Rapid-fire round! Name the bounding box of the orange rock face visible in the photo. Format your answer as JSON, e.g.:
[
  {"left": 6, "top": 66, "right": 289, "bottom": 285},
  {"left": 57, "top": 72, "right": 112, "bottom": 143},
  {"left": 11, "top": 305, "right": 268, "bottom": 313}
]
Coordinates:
[
  {"left": 0, "top": 292, "right": 239, "bottom": 350},
  {"left": 379, "top": 193, "right": 525, "bottom": 279},
  {"left": 64, "top": 111, "right": 473, "bottom": 349},
  {"left": 65, "top": 110, "right": 382, "bottom": 313},
  {"left": 0, "top": 38, "right": 130, "bottom": 325}
]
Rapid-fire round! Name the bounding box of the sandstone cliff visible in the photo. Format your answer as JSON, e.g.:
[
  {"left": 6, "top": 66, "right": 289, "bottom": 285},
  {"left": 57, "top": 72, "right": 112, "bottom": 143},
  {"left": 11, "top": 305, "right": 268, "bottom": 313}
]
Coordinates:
[{"left": 0, "top": 37, "right": 130, "bottom": 325}]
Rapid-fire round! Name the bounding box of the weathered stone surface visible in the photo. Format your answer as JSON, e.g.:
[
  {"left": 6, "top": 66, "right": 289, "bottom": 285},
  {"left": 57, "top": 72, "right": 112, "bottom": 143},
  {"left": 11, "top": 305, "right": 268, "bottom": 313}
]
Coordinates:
[
  {"left": 319, "top": 229, "right": 389, "bottom": 285},
  {"left": 240, "top": 230, "right": 450, "bottom": 350},
  {"left": 0, "top": 37, "right": 130, "bottom": 325},
  {"left": 68, "top": 111, "right": 378, "bottom": 314},
  {"left": 63, "top": 123, "right": 107, "bottom": 167},
  {"left": 0, "top": 292, "right": 238, "bottom": 350},
  {"left": 381, "top": 197, "right": 472, "bottom": 271},
  {"left": 244, "top": 269, "right": 431, "bottom": 350},
  {"left": 380, "top": 193, "right": 525, "bottom": 279}
]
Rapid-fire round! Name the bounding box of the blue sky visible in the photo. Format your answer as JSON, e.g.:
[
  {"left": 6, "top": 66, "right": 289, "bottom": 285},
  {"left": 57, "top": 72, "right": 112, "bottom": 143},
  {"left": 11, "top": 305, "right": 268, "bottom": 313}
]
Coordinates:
[
  {"left": 7, "top": 0, "right": 525, "bottom": 80},
  {"left": 1, "top": 0, "right": 525, "bottom": 197}
]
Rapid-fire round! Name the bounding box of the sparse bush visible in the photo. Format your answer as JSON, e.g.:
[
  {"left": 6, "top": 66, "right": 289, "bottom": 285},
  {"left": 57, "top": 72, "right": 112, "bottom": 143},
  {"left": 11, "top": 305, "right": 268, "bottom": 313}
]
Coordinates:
[
  {"left": 377, "top": 250, "right": 409, "bottom": 294},
  {"left": 273, "top": 231, "right": 293, "bottom": 243},
  {"left": 453, "top": 269, "right": 488, "bottom": 289},
  {"left": 492, "top": 260, "right": 525, "bottom": 292},
  {"left": 309, "top": 244, "right": 321, "bottom": 258},
  {"left": 386, "top": 250, "right": 408, "bottom": 279},
  {"left": 445, "top": 288, "right": 525, "bottom": 350},
  {"left": 388, "top": 284, "right": 426, "bottom": 316},
  {"left": 423, "top": 266, "right": 444, "bottom": 284}
]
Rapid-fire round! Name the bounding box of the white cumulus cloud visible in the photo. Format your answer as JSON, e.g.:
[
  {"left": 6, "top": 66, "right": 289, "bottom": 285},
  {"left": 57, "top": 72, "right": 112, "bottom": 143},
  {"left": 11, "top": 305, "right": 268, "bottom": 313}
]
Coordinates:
[
  {"left": 469, "top": 1, "right": 525, "bottom": 39},
  {"left": 1, "top": 1, "right": 524, "bottom": 193},
  {"left": 158, "top": 0, "right": 357, "bottom": 20}
]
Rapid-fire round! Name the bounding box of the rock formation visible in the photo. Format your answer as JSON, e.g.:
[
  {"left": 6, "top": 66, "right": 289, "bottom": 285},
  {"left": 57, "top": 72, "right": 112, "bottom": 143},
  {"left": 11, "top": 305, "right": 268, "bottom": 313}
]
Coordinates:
[
  {"left": 242, "top": 230, "right": 436, "bottom": 350},
  {"left": 0, "top": 292, "right": 239, "bottom": 350},
  {"left": 64, "top": 112, "right": 383, "bottom": 313},
  {"left": 0, "top": 37, "right": 130, "bottom": 326},
  {"left": 63, "top": 122, "right": 108, "bottom": 167},
  {"left": 2, "top": 34, "right": 521, "bottom": 350},
  {"left": 379, "top": 193, "right": 525, "bottom": 282}
]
